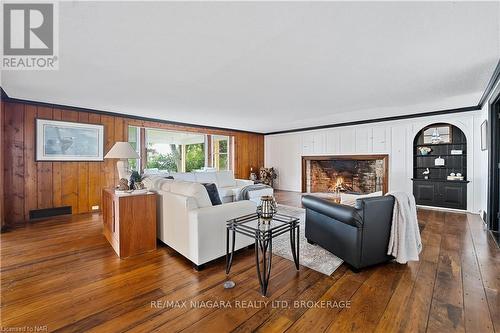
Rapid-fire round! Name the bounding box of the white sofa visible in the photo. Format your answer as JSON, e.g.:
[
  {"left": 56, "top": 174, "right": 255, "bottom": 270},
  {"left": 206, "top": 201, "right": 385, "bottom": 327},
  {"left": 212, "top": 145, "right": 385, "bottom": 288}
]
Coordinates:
[
  {"left": 144, "top": 170, "right": 255, "bottom": 203},
  {"left": 143, "top": 176, "right": 258, "bottom": 267}
]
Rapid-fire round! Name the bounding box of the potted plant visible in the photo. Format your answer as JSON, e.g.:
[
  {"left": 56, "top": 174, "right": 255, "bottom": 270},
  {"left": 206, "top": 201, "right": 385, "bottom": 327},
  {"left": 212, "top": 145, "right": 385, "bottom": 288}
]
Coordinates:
[
  {"left": 417, "top": 147, "right": 432, "bottom": 155},
  {"left": 130, "top": 171, "right": 146, "bottom": 190}
]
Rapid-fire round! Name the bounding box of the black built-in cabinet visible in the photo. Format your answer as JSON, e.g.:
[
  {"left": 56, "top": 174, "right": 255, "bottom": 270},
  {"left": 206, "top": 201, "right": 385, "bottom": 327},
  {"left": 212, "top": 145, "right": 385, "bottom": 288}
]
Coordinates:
[{"left": 412, "top": 124, "right": 468, "bottom": 210}]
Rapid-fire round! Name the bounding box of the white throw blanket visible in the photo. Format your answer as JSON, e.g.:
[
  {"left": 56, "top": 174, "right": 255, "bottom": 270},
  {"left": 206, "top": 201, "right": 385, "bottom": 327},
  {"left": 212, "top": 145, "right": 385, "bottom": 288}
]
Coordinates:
[{"left": 386, "top": 192, "right": 422, "bottom": 264}]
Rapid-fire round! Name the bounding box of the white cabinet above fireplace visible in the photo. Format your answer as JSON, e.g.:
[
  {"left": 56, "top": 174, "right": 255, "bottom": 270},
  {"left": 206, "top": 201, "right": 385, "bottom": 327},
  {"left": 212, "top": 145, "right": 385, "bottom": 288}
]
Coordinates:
[
  {"left": 300, "top": 126, "right": 389, "bottom": 156},
  {"left": 355, "top": 128, "right": 373, "bottom": 152},
  {"left": 302, "top": 132, "right": 326, "bottom": 154},
  {"left": 372, "top": 127, "right": 389, "bottom": 152}
]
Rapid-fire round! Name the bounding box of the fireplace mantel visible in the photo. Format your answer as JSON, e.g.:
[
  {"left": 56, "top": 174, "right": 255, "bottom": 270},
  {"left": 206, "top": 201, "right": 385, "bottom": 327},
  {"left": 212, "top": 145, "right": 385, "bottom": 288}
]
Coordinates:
[{"left": 301, "top": 155, "right": 389, "bottom": 194}]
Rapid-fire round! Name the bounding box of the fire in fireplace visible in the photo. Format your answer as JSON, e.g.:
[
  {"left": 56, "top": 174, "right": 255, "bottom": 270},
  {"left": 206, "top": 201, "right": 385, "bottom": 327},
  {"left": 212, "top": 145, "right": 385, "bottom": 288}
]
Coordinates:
[
  {"left": 302, "top": 155, "right": 388, "bottom": 194},
  {"left": 329, "top": 176, "right": 348, "bottom": 192}
]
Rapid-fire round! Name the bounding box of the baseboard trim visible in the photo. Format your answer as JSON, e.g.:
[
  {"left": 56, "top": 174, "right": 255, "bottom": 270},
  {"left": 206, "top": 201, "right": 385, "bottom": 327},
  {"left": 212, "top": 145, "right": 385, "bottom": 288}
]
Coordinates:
[
  {"left": 416, "top": 205, "right": 470, "bottom": 214},
  {"left": 29, "top": 206, "right": 72, "bottom": 220}
]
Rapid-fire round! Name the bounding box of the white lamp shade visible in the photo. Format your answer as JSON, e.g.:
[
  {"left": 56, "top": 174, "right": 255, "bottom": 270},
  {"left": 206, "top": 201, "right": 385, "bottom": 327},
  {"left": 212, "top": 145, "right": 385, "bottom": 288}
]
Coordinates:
[{"left": 104, "top": 142, "right": 140, "bottom": 159}]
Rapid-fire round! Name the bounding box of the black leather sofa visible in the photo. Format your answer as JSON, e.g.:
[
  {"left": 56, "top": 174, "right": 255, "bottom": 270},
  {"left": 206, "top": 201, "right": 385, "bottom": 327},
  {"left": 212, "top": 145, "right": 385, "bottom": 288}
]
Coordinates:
[{"left": 301, "top": 195, "right": 395, "bottom": 271}]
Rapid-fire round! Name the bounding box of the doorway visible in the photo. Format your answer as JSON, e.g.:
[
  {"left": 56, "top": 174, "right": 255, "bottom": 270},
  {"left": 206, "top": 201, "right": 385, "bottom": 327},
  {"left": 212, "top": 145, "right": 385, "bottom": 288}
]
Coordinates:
[{"left": 488, "top": 91, "right": 500, "bottom": 244}]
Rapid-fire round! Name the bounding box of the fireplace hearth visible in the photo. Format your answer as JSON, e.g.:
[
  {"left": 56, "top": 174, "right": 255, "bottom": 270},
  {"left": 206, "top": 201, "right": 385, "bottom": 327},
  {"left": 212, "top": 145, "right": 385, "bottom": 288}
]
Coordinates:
[{"left": 302, "top": 155, "right": 388, "bottom": 194}]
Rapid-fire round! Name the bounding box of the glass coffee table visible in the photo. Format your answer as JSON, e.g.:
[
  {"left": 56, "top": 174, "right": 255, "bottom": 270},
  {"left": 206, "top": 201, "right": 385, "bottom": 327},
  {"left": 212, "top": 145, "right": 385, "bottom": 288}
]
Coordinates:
[{"left": 226, "top": 213, "right": 300, "bottom": 296}]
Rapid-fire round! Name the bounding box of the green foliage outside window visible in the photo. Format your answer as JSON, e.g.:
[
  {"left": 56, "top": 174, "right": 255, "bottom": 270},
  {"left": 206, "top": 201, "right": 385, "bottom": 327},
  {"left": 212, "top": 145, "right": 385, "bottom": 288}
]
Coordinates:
[
  {"left": 219, "top": 154, "right": 227, "bottom": 170},
  {"left": 219, "top": 139, "right": 227, "bottom": 153},
  {"left": 146, "top": 143, "right": 204, "bottom": 172},
  {"left": 147, "top": 152, "right": 178, "bottom": 172},
  {"left": 147, "top": 143, "right": 180, "bottom": 172},
  {"left": 185, "top": 143, "right": 205, "bottom": 172}
]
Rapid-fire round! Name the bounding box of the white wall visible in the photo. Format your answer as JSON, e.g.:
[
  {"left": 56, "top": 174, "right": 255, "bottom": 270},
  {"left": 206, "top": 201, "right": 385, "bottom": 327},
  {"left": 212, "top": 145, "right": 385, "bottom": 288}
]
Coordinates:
[{"left": 265, "top": 111, "right": 486, "bottom": 213}]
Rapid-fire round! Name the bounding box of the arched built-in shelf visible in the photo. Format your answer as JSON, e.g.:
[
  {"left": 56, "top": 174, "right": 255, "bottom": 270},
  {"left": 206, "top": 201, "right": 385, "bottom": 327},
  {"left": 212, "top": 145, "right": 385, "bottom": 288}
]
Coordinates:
[{"left": 412, "top": 123, "right": 469, "bottom": 210}]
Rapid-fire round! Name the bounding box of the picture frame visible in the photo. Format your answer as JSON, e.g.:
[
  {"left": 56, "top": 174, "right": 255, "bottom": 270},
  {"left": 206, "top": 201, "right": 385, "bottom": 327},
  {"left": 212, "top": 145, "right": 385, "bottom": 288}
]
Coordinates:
[
  {"left": 480, "top": 120, "right": 488, "bottom": 151},
  {"left": 36, "top": 119, "right": 104, "bottom": 161}
]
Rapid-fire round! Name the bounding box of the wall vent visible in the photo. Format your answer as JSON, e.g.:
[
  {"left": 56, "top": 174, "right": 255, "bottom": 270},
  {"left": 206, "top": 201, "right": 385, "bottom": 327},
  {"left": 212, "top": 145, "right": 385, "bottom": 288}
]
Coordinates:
[{"left": 29, "top": 206, "right": 72, "bottom": 220}]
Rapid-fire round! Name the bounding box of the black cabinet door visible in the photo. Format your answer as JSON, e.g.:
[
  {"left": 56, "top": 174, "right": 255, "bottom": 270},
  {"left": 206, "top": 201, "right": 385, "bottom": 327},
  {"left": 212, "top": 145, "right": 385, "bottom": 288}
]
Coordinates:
[
  {"left": 413, "top": 181, "right": 437, "bottom": 206},
  {"left": 439, "top": 183, "right": 466, "bottom": 210},
  {"left": 413, "top": 180, "right": 467, "bottom": 210}
]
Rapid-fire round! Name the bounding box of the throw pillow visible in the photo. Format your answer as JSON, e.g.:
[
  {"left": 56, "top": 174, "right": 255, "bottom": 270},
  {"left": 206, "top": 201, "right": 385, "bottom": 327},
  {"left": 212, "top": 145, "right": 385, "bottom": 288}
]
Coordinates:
[
  {"left": 340, "top": 191, "right": 383, "bottom": 207},
  {"left": 201, "top": 183, "right": 222, "bottom": 206}
]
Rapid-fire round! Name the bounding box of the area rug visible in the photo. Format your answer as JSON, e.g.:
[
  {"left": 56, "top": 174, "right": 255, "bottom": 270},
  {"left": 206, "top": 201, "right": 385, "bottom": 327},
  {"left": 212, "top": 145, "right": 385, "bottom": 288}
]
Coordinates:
[{"left": 272, "top": 204, "right": 343, "bottom": 276}]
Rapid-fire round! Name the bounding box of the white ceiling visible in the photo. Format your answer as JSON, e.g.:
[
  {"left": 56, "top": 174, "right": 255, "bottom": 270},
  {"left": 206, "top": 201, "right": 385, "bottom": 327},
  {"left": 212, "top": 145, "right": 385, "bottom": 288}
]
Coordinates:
[{"left": 2, "top": 1, "right": 499, "bottom": 133}]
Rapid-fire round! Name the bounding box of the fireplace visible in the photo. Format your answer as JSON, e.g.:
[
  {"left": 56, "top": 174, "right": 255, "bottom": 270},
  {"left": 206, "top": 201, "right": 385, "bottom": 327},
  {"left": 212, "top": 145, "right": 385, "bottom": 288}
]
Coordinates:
[{"left": 302, "top": 155, "right": 388, "bottom": 194}]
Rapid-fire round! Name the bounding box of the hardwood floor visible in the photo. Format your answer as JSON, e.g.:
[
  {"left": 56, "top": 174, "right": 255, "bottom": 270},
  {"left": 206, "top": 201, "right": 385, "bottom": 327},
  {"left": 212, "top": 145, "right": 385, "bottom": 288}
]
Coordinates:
[{"left": 1, "top": 190, "right": 498, "bottom": 332}]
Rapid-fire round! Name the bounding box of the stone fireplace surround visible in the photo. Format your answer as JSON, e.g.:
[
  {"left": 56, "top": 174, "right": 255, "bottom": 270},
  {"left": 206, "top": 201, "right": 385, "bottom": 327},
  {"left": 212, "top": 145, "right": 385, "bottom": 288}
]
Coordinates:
[{"left": 302, "top": 155, "right": 389, "bottom": 194}]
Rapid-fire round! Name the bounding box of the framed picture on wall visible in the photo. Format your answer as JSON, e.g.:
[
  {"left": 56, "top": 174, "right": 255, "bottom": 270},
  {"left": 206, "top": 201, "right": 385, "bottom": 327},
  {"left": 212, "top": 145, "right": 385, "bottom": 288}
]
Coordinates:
[
  {"left": 481, "top": 120, "right": 488, "bottom": 151},
  {"left": 36, "top": 119, "right": 104, "bottom": 161}
]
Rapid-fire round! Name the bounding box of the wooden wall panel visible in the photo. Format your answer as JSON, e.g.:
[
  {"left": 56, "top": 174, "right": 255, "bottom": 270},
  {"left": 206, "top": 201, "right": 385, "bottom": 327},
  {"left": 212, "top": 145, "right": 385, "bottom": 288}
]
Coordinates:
[
  {"left": 77, "top": 112, "right": 90, "bottom": 214},
  {"left": 113, "top": 117, "right": 125, "bottom": 185},
  {"left": 101, "top": 115, "right": 116, "bottom": 190},
  {"left": 2, "top": 100, "right": 264, "bottom": 227},
  {"left": 4, "top": 103, "right": 25, "bottom": 225},
  {"left": 88, "top": 113, "right": 102, "bottom": 212},
  {"left": 24, "top": 105, "right": 37, "bottom": 220}
]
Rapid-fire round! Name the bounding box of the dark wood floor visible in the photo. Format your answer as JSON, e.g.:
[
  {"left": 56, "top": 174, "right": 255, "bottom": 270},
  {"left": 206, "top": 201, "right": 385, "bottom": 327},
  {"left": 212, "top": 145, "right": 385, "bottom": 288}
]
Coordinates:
[{"left": 1, "top": 190, "right": 498, "bottom": 332}]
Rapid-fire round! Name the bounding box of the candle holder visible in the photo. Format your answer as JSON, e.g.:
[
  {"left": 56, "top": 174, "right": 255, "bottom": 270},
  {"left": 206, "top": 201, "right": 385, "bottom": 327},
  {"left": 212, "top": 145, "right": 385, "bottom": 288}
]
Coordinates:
[{"left": 257, "top": 196, "right": 277, "bottom": 223}]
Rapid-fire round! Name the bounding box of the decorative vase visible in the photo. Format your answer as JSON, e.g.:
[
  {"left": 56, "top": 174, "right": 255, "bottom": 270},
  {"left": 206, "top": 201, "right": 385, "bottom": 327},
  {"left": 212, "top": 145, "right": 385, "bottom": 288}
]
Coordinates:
[{"left": 257, "top": 196, "right": 277, "bottom": 222}]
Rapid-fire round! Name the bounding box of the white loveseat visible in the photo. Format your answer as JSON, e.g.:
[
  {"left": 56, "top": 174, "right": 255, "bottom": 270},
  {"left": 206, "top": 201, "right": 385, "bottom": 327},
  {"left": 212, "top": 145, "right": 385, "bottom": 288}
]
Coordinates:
[{"left": 143, "top": 176, "right": 257, "bottom": 267}]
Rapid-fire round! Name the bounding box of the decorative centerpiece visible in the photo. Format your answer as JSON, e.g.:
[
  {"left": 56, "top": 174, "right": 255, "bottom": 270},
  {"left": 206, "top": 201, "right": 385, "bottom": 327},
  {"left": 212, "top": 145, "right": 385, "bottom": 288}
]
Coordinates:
[
  {"left": 259, "top": 167, "right": 278, "bottom": 187},
  {"left": 418, "top": 147, "right": 432, "bottom": 155},
  {"left": 116, "top": 178, "right": 131, "bottom": 193},
  {"left": 257, "top": 196, "right": 277, "bottom": 223}
]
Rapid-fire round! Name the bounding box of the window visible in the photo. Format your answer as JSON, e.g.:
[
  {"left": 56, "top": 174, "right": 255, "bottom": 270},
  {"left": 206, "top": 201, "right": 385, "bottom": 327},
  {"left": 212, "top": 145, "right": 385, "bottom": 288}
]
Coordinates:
[
  {"left": 128, "top": 127, "right": 234, "bottom": 173},
  {"left": 128, "top": 126, "right": 141, "bottom": 171},
  {"left": 145, "top": 129, "right": 206, "bottom": 172},
  {"left": 212, "top": 135, "right": 230, "bottom": 171}
]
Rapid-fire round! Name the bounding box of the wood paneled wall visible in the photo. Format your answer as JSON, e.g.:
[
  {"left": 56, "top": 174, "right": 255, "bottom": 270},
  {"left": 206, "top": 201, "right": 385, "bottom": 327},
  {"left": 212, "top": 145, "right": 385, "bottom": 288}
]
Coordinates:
[{"left": 2, "top": 101, "right": 264, "bottom": 227}]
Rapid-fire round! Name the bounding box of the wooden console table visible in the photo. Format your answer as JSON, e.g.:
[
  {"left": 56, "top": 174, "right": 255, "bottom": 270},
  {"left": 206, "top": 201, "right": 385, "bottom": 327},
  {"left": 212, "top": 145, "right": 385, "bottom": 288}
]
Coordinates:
[{"left": 102, "top": 189, "right": 157, "bottom": 258}]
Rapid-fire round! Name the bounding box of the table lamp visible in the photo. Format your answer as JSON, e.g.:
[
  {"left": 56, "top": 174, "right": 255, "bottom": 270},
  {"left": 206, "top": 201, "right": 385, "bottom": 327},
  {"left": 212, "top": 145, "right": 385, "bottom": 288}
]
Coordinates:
[{"left": 104, "top": 142, "right": 140, "bottom": 181}]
